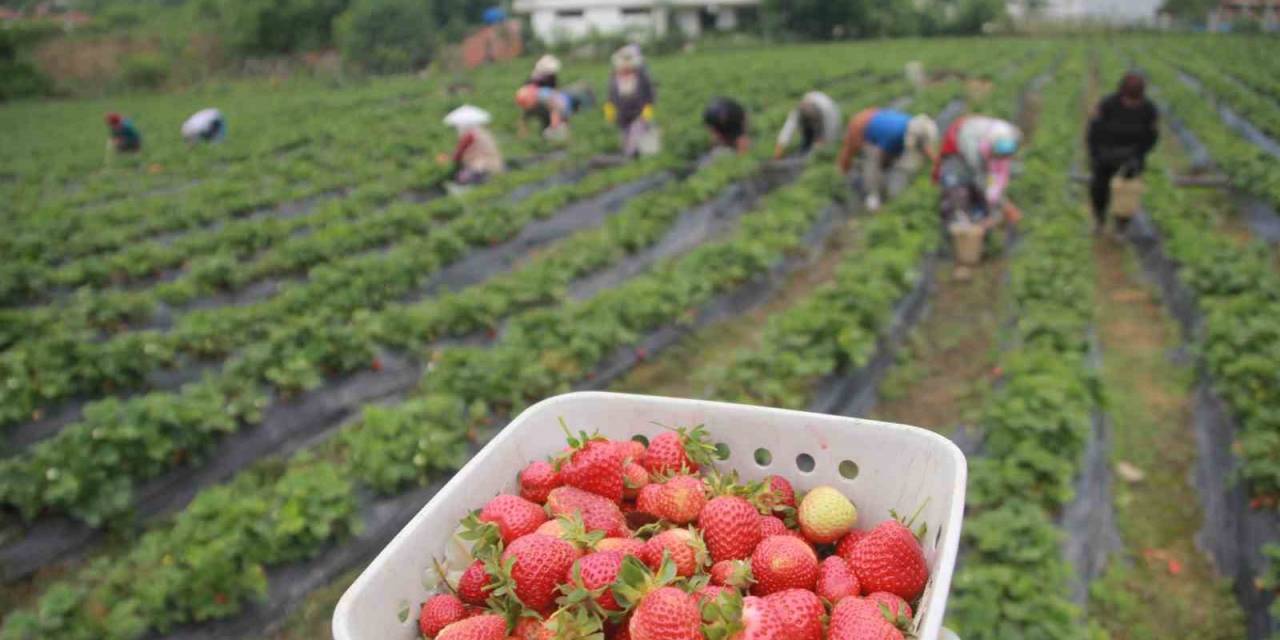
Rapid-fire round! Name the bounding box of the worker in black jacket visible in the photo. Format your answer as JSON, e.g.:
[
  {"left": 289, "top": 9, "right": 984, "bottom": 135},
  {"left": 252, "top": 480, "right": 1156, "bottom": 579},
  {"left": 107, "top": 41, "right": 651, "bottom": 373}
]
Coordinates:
[{"left": 1087, "top": 72, "right": 1159, "bottom": 231}]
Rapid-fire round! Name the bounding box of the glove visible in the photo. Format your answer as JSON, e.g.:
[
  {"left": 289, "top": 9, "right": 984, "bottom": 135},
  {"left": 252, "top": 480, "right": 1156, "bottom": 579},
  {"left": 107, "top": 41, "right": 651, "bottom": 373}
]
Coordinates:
[
  {"left": 603, "top": 102, "right": 617, "bottom": 124},
  {"left": 641, "top": 104, "right": 654, "bottom": 121}
]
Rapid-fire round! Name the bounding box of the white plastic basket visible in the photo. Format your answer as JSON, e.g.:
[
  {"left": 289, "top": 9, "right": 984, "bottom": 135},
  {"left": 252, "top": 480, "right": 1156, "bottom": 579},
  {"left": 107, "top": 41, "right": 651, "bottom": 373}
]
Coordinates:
[{"left": 334, "top": 392, "right": 967, "bottom": 640}]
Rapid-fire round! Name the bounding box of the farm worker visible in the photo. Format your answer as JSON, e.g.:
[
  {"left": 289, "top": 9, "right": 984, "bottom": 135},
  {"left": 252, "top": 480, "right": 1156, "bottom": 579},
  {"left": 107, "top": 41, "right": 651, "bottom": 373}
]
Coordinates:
[
  {"left": 605, "top": 44, "right": 658, "bottom": 157},
  {"left": 773, "top": 91, "right": 842, "bottom": 160},
  {"left": 1087, "top": 72, "right": 1159, "bottom": 232},
  {"left": 516, "top": 82, "right": 592, "bottom": 140},
  {"left": 703, "top": 97, "right": 749, "bottom": 155},
  {"left": 442, "top": 105, "right": 504, "bottom": 186},
  {"left": 933, "top": 114, "right": 1022, "bottom": 227},
  {"left": 837, "top": 108, "right": 939, "bottom": 211},
  {"left": 180, "top": 108, "right": 226, "bottom": 144},
  {"left": 105, "top": 112, "right": 141, "bottom": 153},
  {"left": 529, "top": 54, "right": 561, "bottom": 88}
]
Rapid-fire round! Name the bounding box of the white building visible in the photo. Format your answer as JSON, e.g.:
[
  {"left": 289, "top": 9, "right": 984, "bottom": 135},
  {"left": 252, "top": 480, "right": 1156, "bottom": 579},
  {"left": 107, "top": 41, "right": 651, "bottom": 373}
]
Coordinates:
[{"left": 512, "top": 0, "right": 760, "bottom": 43}]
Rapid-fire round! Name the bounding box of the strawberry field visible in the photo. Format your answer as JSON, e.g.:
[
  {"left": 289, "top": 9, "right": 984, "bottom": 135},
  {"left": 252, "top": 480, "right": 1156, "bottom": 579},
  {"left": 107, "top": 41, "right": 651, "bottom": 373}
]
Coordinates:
[{"left": 1, "top": 35, "right": 1279, "bottom": 640}]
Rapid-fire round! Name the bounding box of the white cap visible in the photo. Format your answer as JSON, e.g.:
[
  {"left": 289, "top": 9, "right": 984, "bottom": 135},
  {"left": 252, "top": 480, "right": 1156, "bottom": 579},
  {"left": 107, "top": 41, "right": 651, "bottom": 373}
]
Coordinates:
[{"left": 443, "top": 105, "right": 491, "bottom": 130}]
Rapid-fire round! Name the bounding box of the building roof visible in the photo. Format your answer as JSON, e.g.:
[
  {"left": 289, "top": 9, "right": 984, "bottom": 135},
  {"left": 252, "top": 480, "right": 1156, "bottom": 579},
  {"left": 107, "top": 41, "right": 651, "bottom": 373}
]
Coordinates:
[{"left": 513, "top": 0, "right": 758, "bottom": 10}]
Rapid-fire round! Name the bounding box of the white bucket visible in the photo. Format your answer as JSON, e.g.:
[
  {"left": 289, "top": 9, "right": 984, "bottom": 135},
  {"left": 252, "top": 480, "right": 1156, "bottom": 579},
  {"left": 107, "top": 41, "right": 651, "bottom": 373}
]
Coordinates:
[{"left": 333, "top": 391, "right": 968, "bottom": 640}]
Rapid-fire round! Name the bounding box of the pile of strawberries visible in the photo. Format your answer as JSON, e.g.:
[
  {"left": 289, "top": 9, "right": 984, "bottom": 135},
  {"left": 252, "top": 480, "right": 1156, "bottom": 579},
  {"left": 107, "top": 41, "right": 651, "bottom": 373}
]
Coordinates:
[{"left": 417, "top": 426, "right": 931, "bottom": 640}]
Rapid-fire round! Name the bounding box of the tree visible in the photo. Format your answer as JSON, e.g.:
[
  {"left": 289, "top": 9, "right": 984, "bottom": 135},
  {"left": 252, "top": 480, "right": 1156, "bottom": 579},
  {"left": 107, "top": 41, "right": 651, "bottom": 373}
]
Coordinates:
[
  {"left": 1159, "top": 0, "right": 1217, "bottom": 21},
  {"left": 761, "top": 0, "right": 872, "bottom": 39},
  {"left": 335, "top": 0, "right": 436, "bottom": 73},
  {"left": 206, "top": 0, "right": 350, "bottom": 55}
]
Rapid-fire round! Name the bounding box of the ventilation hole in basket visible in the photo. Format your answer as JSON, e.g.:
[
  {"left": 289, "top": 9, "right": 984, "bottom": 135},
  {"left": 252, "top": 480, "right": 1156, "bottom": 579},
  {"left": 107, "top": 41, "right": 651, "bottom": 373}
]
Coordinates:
[
  {"left": 838, "top": 460, "right": 859, "bottom": 480},
  {"left": 632, "top": 434, "right": 649, "bottom": 447},
  {"left": 396, "top": 599, "right": 411, "bottom": 624},
  {"left": 934, "top": 526, "right": 943, "bottom": 549},
  {"left": 714, "top": 442, "right": 731, "bottom": 460},
  {"left": 754, "top": 448, "right": 773, "bottom": 467},
  {"left": 795, "top": 453, "right": 815, "bottom": 473}
]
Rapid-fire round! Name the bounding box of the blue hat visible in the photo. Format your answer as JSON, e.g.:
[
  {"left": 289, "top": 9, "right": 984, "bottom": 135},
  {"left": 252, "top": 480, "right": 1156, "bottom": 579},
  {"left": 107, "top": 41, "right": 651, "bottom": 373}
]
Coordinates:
[
  {"left": 483, "top": 7, "right": 506, "bottom": 24},
  {"left": 993, "top": 137, "right": 1018, "bottom": 157}
]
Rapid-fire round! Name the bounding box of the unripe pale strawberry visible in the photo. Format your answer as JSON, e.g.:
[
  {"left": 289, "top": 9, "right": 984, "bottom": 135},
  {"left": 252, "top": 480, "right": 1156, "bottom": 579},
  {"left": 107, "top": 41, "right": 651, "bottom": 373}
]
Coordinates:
[{"left": 797, "top": 486, "right": 857, "bottom": 544}]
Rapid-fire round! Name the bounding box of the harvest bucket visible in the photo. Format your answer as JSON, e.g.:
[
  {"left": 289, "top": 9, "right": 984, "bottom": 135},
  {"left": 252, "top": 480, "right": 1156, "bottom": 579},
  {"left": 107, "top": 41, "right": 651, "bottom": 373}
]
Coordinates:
[
  {"left": 950, "top": 218, "right": 984, "bottom": 266},
  {"left": 333, "top": 392, "right": 968, "bottom": 640},
  {"left": 1110, "top": 176, "right": 1145, "bottom": 219}
]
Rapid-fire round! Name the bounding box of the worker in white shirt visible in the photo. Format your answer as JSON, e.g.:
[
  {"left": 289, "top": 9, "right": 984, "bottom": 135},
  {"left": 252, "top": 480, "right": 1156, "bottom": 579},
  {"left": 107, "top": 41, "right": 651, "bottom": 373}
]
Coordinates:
[
  {"left": 181, "top": 108, "right": 226, "bottom": 144},
  {"left": 774, "top": 91, "right": 842, "bottom": 159}
]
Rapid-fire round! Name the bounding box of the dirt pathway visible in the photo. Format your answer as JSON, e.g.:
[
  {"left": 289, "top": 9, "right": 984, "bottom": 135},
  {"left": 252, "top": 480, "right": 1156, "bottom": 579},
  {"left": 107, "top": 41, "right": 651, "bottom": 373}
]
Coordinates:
[
  {"left": 1086, "top": 231, "right": 1244, "bottom": 638},
  {"left": 869, "top": 259, "right": 1005, "bottom": 436}
]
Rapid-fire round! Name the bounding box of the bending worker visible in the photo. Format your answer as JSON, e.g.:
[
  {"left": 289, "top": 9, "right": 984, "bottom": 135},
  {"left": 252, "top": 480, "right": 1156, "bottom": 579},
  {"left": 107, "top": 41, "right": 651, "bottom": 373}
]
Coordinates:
[
  {"left": 837, "top": 107, "right": 939, "bottom": 211},
  {"left": 442, "top": 105, "right": 504, "bottom": 186},
  {"left": 1087, "top": 72, "right": 1158, "bottom": 233},
  {"left": 704, "top": 97, "right": 749, "bottom": 155},
  {"left": 181, "top": 108, "right": 226, "bottom": 145},
  {"left": 516, "top": 83, "right": 591, "bottom": 140},
  {"left": 605, "top": 44, "right": 658, "bottom": 157},
  {"left": 773, "top": 91, "right": 841, "bottom": 159},
  {"left": 105, "top": 112, "right": 142, "bottom": 153},
  {"left": 933, "top": 113, "right": 1021, "bottom": 227}
]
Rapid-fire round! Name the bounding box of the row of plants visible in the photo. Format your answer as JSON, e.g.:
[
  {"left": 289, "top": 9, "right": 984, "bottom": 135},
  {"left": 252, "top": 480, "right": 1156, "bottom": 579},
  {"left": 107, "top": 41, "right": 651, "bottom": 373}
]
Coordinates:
[
  {"left": 0, "top": 66, "right": 905, "bottom": 526},
  {"left": 946, "top": 51, "right": 1104, "bottom": 639},
  {"left": 0, "top": 152, "right": 853, "bottom": 640},
  {"left": 1163, "top": 35, "right": 1280, "bottom": 112},
  {"left": 1158, "top": 43, "right": 1280, "bottom": 143},
  {"left": 1136, "top": 50, "right": 1280, "bottom": 215}
]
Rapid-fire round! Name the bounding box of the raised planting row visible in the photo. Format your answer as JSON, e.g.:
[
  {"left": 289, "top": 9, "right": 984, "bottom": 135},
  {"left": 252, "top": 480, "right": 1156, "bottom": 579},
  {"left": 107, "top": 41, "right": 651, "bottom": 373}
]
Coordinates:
[
  {"left": 946, "top": 51, "right": 1106, "bottom": 639},
  {"left": 0, "top": 156, "right": 854, "bottom": 640},
  {"left": 1157, "top": 43, "right": 1280, "bottom": 145},
  {"left": 1135, "top": 49, "right": 1280, "bottom": 214}
]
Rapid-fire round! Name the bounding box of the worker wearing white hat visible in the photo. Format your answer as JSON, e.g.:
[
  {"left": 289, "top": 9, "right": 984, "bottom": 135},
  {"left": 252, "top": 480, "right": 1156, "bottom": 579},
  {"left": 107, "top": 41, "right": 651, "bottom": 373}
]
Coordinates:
[
  {"left": 443, "top": 105, "right": 504, "bottom": 185},
  {"left": 181, "top": 108, "right": 226, "bottom": 144}
]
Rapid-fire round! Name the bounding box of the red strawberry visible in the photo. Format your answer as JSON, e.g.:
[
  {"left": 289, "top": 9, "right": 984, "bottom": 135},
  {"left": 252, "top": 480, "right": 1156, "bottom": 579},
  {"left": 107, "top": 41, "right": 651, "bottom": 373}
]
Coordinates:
[
  {"left": 419, "top": 593, "right": 467, "bottom": 637},
  {"left": 479, "top": 494, "right": 548, "bottom": 544},
  {"left": 817, "top": 556, "right": 861, "bottom": 602},
  {"left": 655, "top": 475, "right": 706, "bottom": 524},
  {"left": 702, "top": 591, "right": 787, "bottom": 640},
  {"left": 763, "top": 589, "right": 825, "bottom": 640},
  {"left": 848, "top": 520, "right": 928, "bottom": 602},
  {"left": 616, "top": 439, "right": 647, "bottom": 463},
  {"left": 568, "top": 550, "right": 627, "bottom": 611},
  {"left": 623, "top": 463, "right": 649, "bottom": 500},
  {"left": 699, "top": 496, "right": 764, "bottom": 563},
  {"left": 436, "top": 613, "right": 507, "bottom": 640},
  {"left": 457, "top": 560, "right": 492, "bottom": 606},
  {"left": 559, "top": 435, "right": 625, "bottom": 503},
  {"left": 762, "top": 475, "right": 796, "bottom": 509},
  {"left": 758, "top": 515, "right": 789, "bottom": 539},
  {"left": 628, "top": 586, "right": 702, "bottom": 640},
  {"left": 519, "top": 460, "right": 562, "bottom": 504},
  {"left": 835, "top": 530, "right": 866, "bottom": 563},
  {"left": 640, "top": 427, "right": 718, "bottom": 475},
  {"left": 865, "top": 592, "right": 913, "bottom": 620},
  {"left": 828, "top": 597, "right": 906, "bottom": 640},
  {"left": 749, "top": 535, "right": 818, "bottom": 596},
  {"left": 498, "top": 533, "right": 579, "bottom": 614},
  {"left": 514, "top": 617, "right": 551, "bottom": 640},
  {"left": 709, "top": 559, "right": 752, "bottom": 589},
  {"left": 596, "top": 537, "right": 646, "bottom": 557},
  {"left": 640, "top": 528, "right": 706, "bottom": 578},
  {"left": 546, "top": 486, "right": 628, "bottom": 537},
  {"left": 635, "top": 483, "right": 663, "bottom": 517}
]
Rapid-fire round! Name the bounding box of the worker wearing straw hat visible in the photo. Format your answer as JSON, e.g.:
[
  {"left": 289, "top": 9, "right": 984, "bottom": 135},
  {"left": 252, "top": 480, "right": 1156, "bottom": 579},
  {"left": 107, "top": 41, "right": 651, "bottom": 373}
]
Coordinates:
[
  {"left": 605, "top": 44, "right": 658, "bottom": 158},
  {"left": 442, "top": 105, "right": 504, "bottom": 186}
]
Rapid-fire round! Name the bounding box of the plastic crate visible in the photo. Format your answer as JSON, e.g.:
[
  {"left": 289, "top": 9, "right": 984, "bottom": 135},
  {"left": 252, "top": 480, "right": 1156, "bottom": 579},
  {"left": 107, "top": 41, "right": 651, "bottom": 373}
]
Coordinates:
[{"left": 334, "top": 391, "right": 968, "bottom": 639}]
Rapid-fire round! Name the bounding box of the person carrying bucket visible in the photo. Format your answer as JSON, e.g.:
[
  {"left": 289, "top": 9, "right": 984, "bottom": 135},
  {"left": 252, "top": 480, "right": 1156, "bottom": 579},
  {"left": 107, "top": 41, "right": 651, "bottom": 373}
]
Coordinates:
[
  {"left": 441, "top": 105, "right": 504, "bottom": 186},
  {"left": 1087, "top": 72, "right": 1158, "bottom": 235},
  {"left": 605, "top": 44, "right": 659, "bottom": 158},
  {"left": 105, "top": 112, "right": 142, "bottom": 154},
  {"left": 704, "top": 96, "right": 749, "bottom": 155},
  {"left": 837, "top": 107, "right": 939, "bottom": 211},
  {"left": 773, "top": 91, "right": 841, "bottom": 160},
  {"left": 934, "top": 114, "right": 1022, "bottom": 280},
  {"left": 181, "top": 108, "right": 226, "bottom": 145}
]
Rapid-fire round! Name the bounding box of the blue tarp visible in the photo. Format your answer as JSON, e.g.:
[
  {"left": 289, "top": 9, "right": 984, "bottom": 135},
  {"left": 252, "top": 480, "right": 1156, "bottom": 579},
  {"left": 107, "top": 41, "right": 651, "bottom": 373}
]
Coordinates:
[{"left": 483, "top": 7, "right": 506, "bottom": 24}]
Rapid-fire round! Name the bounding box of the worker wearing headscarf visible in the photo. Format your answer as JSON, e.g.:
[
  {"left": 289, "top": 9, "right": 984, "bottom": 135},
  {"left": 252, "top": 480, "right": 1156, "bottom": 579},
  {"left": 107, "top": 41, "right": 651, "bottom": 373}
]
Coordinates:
[
  {"left": 934, "top": 114, "right": 1021, "bottom": 221},
  {"left": 1087, "top": 72, "right": 1159, "bottom": 231},
  {"left": 605, "top": 44, "right": 658, "bottom": 157},
  {"left": 105, "top": 112, "right": 141, "bottom": 153},
  {"left": 444, "top": 105, "right": 504, "bottom": 185},
  {"left": 774, "top": 91, "right": 842, "bottom": 160},
  {"left": 837, "top": 108, "right": 939, "bottom": 211}
]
